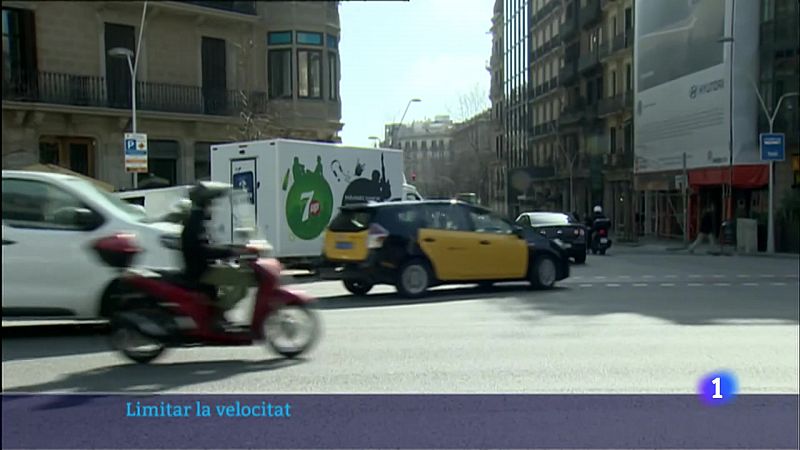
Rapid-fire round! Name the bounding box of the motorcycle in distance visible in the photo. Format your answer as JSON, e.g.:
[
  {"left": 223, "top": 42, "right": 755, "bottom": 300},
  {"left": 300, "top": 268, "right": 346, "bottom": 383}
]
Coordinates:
[
  {"left": 94, "top": 182, "right": 320, "bottom": 364},
  {"left": 589, "top": 217, "right": 612, "bottom": 255}
]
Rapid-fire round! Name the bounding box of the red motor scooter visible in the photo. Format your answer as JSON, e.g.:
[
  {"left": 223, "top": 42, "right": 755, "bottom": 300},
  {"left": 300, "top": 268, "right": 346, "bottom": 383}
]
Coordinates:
[{"left": 93, "top": 233, "right": 320, "bottom": 364}]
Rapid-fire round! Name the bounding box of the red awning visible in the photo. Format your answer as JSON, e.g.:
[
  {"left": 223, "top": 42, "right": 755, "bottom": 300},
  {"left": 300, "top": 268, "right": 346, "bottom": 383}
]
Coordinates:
[{"left": 688, "top": 165, "right": 768, "bottom": 189}]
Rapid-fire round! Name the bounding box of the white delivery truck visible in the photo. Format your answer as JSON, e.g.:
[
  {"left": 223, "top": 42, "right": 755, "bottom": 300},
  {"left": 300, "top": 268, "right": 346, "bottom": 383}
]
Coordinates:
[
  {"left": 209, "top": 139, "right": 405, "bottom": 267},
  {"left": 116, "top": 185, "right": 192, "bottom": 221}
]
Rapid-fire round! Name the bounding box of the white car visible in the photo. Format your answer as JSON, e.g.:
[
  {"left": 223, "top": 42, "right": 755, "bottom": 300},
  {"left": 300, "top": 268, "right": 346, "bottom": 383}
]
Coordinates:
[{"left": 2, "top": 170, "right": 183, "bottom": 319}]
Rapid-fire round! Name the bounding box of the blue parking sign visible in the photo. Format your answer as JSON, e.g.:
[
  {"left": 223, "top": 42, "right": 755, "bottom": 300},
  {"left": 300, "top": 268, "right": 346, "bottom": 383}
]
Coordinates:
[{"left": 760, "top": 133, "right": 785, "bottom": 162}]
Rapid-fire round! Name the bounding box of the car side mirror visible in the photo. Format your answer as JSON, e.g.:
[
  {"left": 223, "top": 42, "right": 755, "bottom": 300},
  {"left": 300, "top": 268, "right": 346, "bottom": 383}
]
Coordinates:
[
  {"left": 512, "top": 225, "right": 525, "bottom": 238},
  {"left": 74, "top": 208, "right": 103, "bottom": 230}
]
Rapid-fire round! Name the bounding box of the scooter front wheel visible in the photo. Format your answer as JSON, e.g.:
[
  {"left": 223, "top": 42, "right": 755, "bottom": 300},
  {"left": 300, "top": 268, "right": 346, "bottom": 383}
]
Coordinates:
[
  {"left": 109, "top": 315, "right": 166, "bottom": 364},
  {"left": 262, "top": 305, "right": 319, "bottom": 359}
]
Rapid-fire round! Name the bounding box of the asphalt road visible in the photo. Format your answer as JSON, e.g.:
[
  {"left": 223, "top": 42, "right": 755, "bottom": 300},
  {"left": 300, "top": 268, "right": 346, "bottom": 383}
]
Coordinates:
[{"left": 2, "top": 249, "right": 798, "bottom": 394}]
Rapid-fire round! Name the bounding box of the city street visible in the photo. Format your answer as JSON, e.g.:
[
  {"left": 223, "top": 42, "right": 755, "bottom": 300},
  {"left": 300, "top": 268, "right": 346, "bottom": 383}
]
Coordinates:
[{"left": 2, "top": 248, "right": 798, "bottom": 395}]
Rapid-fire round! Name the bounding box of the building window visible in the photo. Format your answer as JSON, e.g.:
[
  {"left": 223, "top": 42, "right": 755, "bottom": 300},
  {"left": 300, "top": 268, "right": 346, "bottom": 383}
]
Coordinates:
[
  {"left": 624, "top": 121, "right": 633, "bottom": 154},
  {"left": 298, "top": 49, "right": 322, "bottom": 99},
  {"left": 297, "top": 31, "right": 323, "bottom": 46},
  {"left": 2, "top": 7, "right": 36, "bottom": 84},
  {"left": 38, "top": 137, "right": 96, "bottom": 177},
  {"left": 268, "top": 31, "right": 292, "bottom": 45},
  {"left": 194, "top": 142, "right": 220, "bottom": 181},
  {"left": 610, "top": 127, "right": 617, "bottom": 154},
  {"left": 611, "top": 70, "right": 617, "bottom": 96},
  {"left": 139, "top": 140, "right": 179, "bottom": 187},
  {"left": 326, "top": 34, "right": 338, "bottom": 49},
  {"left": 626, "top": 63, "right": 632, "bottom": 91},
  {"left": 268, "top": 49, "right": 292, "bottom": 99},
  {"left": 105, "top": 23, "right": 135, "bottom": 109},
  {"left": 328, "top": 52, "right": 338, "bottom": 100}
]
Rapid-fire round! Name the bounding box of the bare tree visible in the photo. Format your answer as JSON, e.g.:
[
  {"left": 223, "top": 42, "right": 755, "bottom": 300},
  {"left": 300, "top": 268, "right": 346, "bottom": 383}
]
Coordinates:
[
  {"left": 447, "top": 84, "right": 494, "bottom": 203},
  {"left": 548, "top": 120, "right": 578, "bottom": 212},
  {"left": 228, "top": 37, "right": 291, "bottom": 141}
]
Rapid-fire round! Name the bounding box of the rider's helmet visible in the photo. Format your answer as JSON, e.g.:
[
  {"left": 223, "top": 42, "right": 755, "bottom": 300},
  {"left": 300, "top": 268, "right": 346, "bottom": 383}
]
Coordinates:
[
  {"left": 593, "top": 205, "right": 603, "bottom": 214},
  {"left": 188, "top": 181, "right": 231, "bottom": 208}
]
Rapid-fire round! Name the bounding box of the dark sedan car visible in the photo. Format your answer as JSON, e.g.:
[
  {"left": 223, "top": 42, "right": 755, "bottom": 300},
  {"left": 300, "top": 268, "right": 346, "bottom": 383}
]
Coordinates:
[{"left": 515, "top": 212, "right": 587, "bottom": 264}]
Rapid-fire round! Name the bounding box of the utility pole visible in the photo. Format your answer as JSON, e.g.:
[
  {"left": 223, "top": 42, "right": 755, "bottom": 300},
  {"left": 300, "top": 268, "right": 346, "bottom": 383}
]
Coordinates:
[{"left": 754, "top": 91, "right": 798, "bottom": 253}]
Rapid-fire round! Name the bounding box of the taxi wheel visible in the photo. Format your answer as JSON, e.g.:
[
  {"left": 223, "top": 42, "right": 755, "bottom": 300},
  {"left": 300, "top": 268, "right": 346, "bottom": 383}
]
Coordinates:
[
  {"left": 396, "top": 259, "right": 431, "bottom": 299},
  {"left": 343, "top": 279, "right": 373, "bottom": 296},
  {"left": 529, "top": 256, "right": 557, "bottom": 290}
]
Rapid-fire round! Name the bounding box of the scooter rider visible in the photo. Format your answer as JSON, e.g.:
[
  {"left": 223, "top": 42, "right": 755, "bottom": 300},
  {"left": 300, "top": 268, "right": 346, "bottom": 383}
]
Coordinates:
[
  {"left": 586, "top": 205, "right": 609, "bottom": 246},
  {"left": 181, "top": 182, "right": 238, "bottom": 330}
]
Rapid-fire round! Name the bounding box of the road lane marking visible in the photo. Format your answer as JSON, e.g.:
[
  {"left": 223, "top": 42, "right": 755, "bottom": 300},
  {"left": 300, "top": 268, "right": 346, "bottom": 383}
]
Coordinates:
[
  {"left": 712, "top": 274, "right": 726, "bottom": 278},
  {"left": 633, "top": 283, "right": 648, "bottom": 287},
  {"left": 606, "top": 283, "right": 621, "bottom": 287},
  {"left": 619, "top": 275, "right": 631, "bottom": 279},
  {"left": 665, "top": 275, "right": 678, "bottom": 279},
  {"left": 688, "top": 274, "right": 702, "bottom": 279},
  {"left": 714, "top": 282, "right": 731, "bottom": 286},
  {"left": 687, "top": 283, "right": 704, "bottom": 287},
  {"left": 579, "top": 284, "right": 593, "bottom": 288},
  {"left": 742, "top": 282, "right": 759, "bottom": 286},
  {"left": 770, "top": 282, "right": 787, "bottom": 286},
  {"left": 784, "top": 274, "right": 797, "bottom": 278},
  {"left": 594, "top": 276, "right": 607, "bottom": 279},
  {"left": 660, "top": 283, "right": 676, "bottom": 287},
  {"left": 760, "top": 274, "right": 776, "bottom": 278},
  {"left": 643, "top": 275, "right": 655, "bottom": 278},
  {"left": 737, "top": 274, "right": 750, "bottom": 278}
]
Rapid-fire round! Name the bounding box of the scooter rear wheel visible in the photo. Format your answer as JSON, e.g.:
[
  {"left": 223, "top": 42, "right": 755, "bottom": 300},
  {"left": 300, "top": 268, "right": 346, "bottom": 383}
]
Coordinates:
[
  {"left": 262, "top": 305, "right": 319, "bottom": 359},
  {"left": 109, "top": 315, "right": 166, "bottom": 364}
]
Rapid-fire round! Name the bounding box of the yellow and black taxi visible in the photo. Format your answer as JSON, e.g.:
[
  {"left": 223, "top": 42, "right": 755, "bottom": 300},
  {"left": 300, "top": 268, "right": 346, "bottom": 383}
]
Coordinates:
[{"left": 320, "top": 200, "right": 570, "bottom": 298}]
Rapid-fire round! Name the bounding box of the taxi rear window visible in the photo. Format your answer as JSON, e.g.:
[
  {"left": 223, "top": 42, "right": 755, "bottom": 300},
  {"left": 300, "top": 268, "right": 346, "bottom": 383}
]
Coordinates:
[{"left": 329, "top": 209, "right": 374, "bottom": 232}]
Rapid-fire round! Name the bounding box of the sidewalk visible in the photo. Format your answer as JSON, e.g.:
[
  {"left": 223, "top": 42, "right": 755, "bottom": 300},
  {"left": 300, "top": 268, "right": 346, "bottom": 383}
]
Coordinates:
[{"left": 614, "top": 236, "right": 800, "bottom": 259}]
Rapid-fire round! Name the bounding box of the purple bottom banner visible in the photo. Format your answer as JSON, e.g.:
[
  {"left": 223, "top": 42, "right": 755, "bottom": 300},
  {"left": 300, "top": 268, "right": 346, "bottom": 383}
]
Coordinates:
[{"left": 2, "top": 394, "right": 798, "bottom": 449}]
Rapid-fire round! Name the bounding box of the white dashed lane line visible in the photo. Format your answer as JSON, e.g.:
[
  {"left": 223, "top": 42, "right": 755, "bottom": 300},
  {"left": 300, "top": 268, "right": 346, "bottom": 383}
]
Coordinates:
[
  {"left": 687, "top": 283, "right": 704, "bottom": 287},
  {"left": 606, "top": 283, "right": 622, "bottom": 287},
  {"left": 632, "top": 283, "right": 649, "bottom": 287},
  {"left": 660, "top": 283, "right": 676, "bottom": 287},
  {"left": 742, "top": 282, "right": 760, "bottom": 286},
  {"left": 770, "top": 282, "right": 788, "bottom": 286}
]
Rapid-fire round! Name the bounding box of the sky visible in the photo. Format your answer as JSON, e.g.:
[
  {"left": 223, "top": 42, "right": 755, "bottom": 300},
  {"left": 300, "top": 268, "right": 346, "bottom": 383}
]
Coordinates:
[{"left": 339, "top": 0, "right": 495, "bottom": 147}]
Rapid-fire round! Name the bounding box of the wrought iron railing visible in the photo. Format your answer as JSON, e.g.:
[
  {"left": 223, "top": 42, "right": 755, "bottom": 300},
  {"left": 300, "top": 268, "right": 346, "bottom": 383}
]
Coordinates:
[{"left": 2, "top": 71, "right": 268, "bottom": 116}]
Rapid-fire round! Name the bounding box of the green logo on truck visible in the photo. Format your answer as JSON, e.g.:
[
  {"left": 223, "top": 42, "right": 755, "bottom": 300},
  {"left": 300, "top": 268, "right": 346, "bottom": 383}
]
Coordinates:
[{"left": 283, "top": 155, "right": 334, "bottom": 240}]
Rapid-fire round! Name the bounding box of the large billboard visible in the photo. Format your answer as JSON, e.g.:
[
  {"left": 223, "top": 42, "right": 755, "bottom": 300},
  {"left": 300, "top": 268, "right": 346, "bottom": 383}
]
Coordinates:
[{"left": 634, "top": 0, "right": 760, "bottom": 174}]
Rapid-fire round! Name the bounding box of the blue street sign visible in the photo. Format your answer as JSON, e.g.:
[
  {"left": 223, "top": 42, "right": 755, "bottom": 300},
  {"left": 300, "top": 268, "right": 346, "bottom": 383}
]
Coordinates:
[
  {"left": 760, "top": 133, "right": 785, "bottom": 162},
  {"left": 125, "top": 139, "right": 136, "bottom": 151}
]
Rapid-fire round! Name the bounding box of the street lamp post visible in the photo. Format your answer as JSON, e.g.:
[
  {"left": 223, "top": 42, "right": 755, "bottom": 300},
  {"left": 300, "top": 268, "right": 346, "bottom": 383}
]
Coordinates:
[
  {"left": 108, "top": 1, "right": 148, "bottom": 189},
  {"left": 756, "top": 91, "right": 799, "bottom": 253},
  {"left": 718, "top": 25, "right": 735, "bottom": 255},
  {"left": 393, "top": 98, "right": 421, "bottom": 148}
]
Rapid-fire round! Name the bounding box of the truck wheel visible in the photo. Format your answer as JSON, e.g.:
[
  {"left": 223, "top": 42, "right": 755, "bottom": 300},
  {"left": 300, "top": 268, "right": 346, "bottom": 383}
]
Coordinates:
[
  {"left": 529, "top": 256, "right": 557, "bottom": 290},
  {"left": 343, "top": 279, "right": 373, "bottom": 296},
  {"left": 396, "top": 259, "right": 431, "bottom": 298}
]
